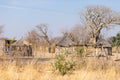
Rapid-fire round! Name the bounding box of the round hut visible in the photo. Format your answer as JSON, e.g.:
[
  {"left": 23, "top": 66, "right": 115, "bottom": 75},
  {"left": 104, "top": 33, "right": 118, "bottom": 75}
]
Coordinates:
[
  {"left": 96, "top": 39, "right": 112, "bottom": 56},
  {"left": 11, "top": 39, "right": 32, "bottom": 57}
]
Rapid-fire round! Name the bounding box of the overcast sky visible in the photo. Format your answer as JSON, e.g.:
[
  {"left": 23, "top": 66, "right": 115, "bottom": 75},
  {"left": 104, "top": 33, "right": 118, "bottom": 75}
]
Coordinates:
[{"left": 0, "top": 0, "right": 120, "bottom": 39}]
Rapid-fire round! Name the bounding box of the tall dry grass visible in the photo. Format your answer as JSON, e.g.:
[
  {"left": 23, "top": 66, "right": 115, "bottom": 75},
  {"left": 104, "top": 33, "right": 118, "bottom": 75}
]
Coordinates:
[{"left": 0, "top": 57, "right": 119, "bottom": 80}]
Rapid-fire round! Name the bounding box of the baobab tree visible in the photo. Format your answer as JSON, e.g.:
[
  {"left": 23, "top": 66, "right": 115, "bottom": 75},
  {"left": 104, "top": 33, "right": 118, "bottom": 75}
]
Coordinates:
[{"left": 81, "top": 5, "right": 120, "bottom": 45}]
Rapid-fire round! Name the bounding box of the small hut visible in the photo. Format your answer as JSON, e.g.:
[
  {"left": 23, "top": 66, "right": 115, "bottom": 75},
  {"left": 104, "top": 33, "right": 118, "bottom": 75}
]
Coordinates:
[
  {"left": 56, "top": 34, "right": 76, "bottom": 53},
  {"left": 57, "top": 34, "right": 76, "bottom": 47},
  {"left": 96, "top": 39, "right": 112, "bottom": 55},
  {"left": 11, "top": 39, "right": 32, "bottom": 56}
]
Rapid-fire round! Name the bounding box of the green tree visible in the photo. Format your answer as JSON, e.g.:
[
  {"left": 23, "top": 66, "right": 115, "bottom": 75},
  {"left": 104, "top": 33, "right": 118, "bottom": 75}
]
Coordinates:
[
  {"left": 109, "top": 33, "right": 120, "bottom": 46},
  {"left": 116, "top": 33, "right": 120, "bottom": 46},
  {"left": 109, "top": 36, "right": 117, "bottom": 46}
]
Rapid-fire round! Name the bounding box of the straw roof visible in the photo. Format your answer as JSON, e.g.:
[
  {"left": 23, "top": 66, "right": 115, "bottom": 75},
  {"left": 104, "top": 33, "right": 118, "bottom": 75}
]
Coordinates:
[
  {"left": 11, "top": 39, "right": 29, "bottom": 47},
  {"left": 50, "top": 37, "right": 62, "bottom": 44},
  {"left": 57, "top": 34, "right": 76, "bottom": 47},
  {"left": 97, "top": 39, "right": 112, "bottom": 48}
]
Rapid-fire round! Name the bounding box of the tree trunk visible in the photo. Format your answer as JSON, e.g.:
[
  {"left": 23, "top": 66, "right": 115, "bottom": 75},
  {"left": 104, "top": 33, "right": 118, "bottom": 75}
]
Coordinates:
[
  {"left": 93, "top": 37, "right": 97, "bottom": 45},
  {"left": 48, "top": 43, "right": 51, "bottom": 53},
  {"left": 93, "top": 31, "right": 100, "bottom": 45},
  {"left": 93, "top": 36, "right": 99, "bottom": 57}
]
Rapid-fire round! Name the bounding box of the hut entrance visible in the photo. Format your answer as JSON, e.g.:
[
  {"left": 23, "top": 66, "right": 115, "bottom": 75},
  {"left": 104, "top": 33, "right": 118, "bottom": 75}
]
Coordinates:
[{"left": 5, "top": 40, "right": 11, "bottom": 53}]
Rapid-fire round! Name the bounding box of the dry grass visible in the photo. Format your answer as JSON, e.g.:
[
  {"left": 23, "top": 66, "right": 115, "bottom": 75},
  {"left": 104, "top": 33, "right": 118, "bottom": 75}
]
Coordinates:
[{"left": 0, "top": 57, "right": 120, "bottom": 80}]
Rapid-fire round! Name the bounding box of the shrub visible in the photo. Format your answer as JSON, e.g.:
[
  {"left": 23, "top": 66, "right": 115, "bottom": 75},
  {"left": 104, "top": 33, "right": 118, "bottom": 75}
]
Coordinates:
[
  {"left": 54, "top": 54, "right": 76, "bottom": 75},
  {"left": 75, "top": 47, "right": 84, "bottom": 57}
]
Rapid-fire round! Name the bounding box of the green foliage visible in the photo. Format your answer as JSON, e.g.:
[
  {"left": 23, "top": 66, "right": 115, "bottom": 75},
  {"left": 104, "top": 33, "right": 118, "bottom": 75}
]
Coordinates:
[
  {"left": 75, "top": 47, "right": 84, "bottom": 57},
  {"left": 109, "top": 36, "right": 116, "bottom": 47},
  {"left": 54, "top": 54, "right": 76, "bottom": 75},
  {"left": 109, "top": 32, "right": 120, "bottom": 47},
  {"left": 116, "top": 33, "right": 120, "bottom": 46}
]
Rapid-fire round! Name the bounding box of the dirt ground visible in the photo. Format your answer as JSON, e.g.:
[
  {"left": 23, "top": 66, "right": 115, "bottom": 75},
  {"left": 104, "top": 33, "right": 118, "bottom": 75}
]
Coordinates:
[{"left": 0, "top": 52, "right": 120, "bottom": 62}]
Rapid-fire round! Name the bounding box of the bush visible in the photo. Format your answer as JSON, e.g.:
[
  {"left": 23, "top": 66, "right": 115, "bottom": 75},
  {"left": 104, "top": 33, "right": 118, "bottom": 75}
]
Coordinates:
[
  {"left": 54, "top": 54, "right": 76, "bottom": 75},
  {"left": 75, "top": 47, "right": 84, "bottom": 57}
]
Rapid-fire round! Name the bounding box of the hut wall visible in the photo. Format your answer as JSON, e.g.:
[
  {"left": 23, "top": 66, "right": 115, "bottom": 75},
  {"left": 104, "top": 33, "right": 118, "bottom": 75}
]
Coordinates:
[
  {"left": 94, "top": 47, "right": 112, "bottom": 56},
  {"left": 0, "top": 40, "right": 5, "bottom": 55},
  {"left": 32, "top": 44, "right": 49, "bottom": 57},
  {"left": 112, "top": 46, "right": 120, "bottom": 53},
  {"left": 10, "top": 45, "right": 33, "bottom": 57},
  {"left": 55, "top": 46, "right": 76, "bottom": 54},
  {"left": 55, "top": 45, "right": 112, "bottom": 56},
  {"left": 83, "top": 46, "right": 94, "bottom": 55}
]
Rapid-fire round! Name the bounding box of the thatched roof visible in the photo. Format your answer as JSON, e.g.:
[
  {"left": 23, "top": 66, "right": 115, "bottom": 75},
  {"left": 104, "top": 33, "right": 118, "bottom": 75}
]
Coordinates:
[
  {"left": 56, "top": 34, "right": 76, "bottom": 47},
  {"left": 11, "top": 39, "right": 29, "bottom": 47},
  {"left": 50, "top": 37, "right": 62, "bottom": 44},
  {"left": 97, "top": 39, "right": 111, "bottom": 48}
]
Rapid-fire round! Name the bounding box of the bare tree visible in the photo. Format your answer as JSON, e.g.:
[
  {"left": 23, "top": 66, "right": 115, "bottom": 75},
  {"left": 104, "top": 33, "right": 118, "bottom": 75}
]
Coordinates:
[
  {"left": 25, "top": 24, "right": 52, "bottom": 54},
  {"left": 70, "top": 25, "right": 90, "bottom": 45},
  {"left": 36, "top": 24, "right": 51, "bottom": 52},
  {"left": 81, "top": 5, "right": 120, "bottom": 45},
  {"left": 25, "top": 29, "right": 40, "bottom": 45}
]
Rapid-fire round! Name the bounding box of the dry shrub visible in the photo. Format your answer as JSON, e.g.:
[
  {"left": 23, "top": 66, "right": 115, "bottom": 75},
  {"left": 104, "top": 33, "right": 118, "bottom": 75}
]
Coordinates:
[
  {"left": 0, "top": 56, "right": 119, "bottom": 80},
  {"left": 0, "top": 59, "right": 53, "bottom": 80}
]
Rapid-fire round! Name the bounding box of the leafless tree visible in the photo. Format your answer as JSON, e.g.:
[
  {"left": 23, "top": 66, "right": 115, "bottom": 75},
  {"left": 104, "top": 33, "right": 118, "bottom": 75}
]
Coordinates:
[
  {"left": 36, "top": 24, "right": 50, "bottom": 44},
  {"left": 25, "top": 24, "right": 52, "bottom": 53},
  {"left": 81, "top": 5, "right": 120, "bottom": 45},
  {"left": 25, "top": 29, "right": 40, "bottom": 45},
  {"left": 36, "top": 24, "right": 51, "bottom": 52},
  {"left": 70, "top": 24, "right": 90, "bottom": 45}
]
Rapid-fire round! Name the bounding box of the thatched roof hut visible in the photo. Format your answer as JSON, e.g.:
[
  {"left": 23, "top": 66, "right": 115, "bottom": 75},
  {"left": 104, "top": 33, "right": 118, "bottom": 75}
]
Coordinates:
[
  {"left": 56, "top": 34, "right": 76, "bottom": 47},
  {"left": 96, "top": 39, "right": 112, "bottom": 48},
  {"left": 11, "top": 39, "right": 32, "bottom": 56},
  {"left": 96, "top": 39, "right": 112, "bottom": 55},
  {"left": 11, "top": 39, "right": 31, "bottom": 46}
]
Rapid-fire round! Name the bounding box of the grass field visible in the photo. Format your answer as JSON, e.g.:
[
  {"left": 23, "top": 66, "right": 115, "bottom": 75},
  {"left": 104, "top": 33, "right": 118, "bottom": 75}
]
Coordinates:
[{"left": 0, "top": 53, "right": 120, "bottom": 80}]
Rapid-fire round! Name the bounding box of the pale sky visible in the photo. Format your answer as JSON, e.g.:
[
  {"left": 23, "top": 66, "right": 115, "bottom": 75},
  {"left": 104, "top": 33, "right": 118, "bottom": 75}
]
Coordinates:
[{"left": 0, "top": 0, "right": 120, "bottom": 39}]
